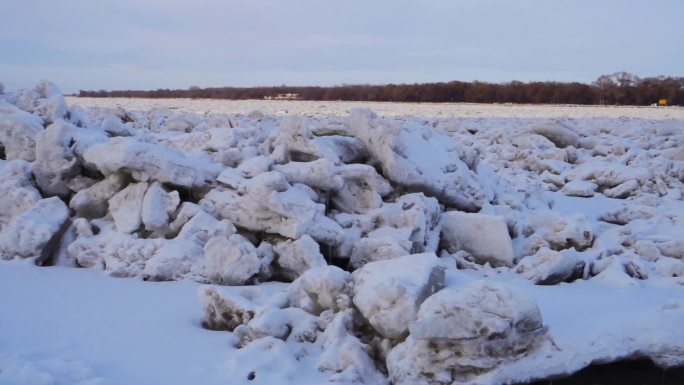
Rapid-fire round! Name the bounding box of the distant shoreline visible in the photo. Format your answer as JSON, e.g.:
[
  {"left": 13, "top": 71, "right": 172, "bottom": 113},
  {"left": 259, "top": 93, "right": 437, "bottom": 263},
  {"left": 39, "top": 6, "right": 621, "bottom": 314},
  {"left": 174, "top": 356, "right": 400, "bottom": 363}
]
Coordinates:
[{"left": 75, "top": 73, "right": 683, "bottom": 107}]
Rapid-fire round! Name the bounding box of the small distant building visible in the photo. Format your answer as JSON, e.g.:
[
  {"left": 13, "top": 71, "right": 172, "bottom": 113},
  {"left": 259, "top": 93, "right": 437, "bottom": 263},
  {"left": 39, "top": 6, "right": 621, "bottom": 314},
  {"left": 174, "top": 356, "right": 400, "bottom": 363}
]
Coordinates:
[
  {"left": 264, "top": 93, "right": 300, "bottom": 100},
  {"left": 658, "top": 99, "right": 668, "bottom": 106}
]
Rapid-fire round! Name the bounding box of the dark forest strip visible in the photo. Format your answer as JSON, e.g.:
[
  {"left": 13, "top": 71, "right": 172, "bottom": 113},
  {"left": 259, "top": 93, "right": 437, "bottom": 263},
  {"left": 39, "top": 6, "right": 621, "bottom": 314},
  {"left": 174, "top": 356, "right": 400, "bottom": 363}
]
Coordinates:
[{"left": 78, "top": 72, "right": 683, "bottom": 106}]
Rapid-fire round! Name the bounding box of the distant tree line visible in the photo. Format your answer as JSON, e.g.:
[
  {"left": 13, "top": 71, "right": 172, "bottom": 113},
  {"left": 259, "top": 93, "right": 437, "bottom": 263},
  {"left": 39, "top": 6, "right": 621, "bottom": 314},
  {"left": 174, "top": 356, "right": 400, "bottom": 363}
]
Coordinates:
[{"left": 79, "top": 72, "right": 684, "bottom": 105}]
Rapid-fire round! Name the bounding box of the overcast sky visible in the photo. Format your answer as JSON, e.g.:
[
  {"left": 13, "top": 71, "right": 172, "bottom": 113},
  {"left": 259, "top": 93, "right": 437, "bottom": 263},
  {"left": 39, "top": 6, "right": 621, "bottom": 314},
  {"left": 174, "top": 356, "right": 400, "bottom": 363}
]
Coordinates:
[{"left": 1, "top": 0, "right": 682, "bottom": 93}]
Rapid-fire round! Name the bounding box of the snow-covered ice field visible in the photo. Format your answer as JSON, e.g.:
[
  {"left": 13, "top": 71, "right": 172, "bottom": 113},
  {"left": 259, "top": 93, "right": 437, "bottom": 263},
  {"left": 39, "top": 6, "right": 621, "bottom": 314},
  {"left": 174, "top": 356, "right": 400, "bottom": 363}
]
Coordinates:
[
  {"left": 67, "top": 96, "right": 684, "bottom": 119},
  {"left": 1, "top": 82, "right": 683, "bottom": 385}
]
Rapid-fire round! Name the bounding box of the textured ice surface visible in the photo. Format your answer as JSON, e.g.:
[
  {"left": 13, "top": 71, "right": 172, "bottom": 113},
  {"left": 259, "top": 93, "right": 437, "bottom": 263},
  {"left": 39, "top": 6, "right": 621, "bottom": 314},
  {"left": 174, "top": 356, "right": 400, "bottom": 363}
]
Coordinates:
[
  {"left": 440, "top": 211, "right": 515, "bottom": 267},
  {"left": 352, "top": 253, "right": 446, "bottom": 339}
]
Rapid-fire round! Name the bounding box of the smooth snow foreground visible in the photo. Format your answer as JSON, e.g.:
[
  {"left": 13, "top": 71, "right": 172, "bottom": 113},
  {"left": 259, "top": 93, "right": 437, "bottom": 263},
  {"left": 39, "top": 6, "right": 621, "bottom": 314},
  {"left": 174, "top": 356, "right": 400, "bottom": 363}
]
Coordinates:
[{"left": 1, "top": 81, "right": 684, "bottom": 385}]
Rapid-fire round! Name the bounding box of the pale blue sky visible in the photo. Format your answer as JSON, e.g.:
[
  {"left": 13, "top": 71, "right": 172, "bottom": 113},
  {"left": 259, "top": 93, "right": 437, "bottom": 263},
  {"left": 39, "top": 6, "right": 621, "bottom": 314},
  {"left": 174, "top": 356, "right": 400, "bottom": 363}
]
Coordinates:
[{"left": 1, "top": 0, "right": 682, "bottom": 93}]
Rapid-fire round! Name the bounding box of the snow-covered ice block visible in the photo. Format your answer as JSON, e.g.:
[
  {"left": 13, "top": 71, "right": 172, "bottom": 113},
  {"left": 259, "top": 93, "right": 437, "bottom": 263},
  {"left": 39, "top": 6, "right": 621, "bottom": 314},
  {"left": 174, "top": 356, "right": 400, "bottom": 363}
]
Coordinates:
[
  {"left": 512, "top": 133, "right": 559, "bottom": 152},
  {"left": 0, "top": 160, "right": 42, "bottom": 229},
  {"left": 511, "top": 133, "right": 572, "bottom": 175},
  {"left": 161, "top": 111, "right": 201, "bottom": 133},
  {"left": 273, "top": 235, "right": 326, "bottom": 281},
  {"left": 336, "top": 193, "right": 441, "bottom": 261},
  {"left": 82, "top": 137, "right": 222, "bottom": 189},
  {"left": 69, "top": 231, "right": 161, "bottom": 277},
  {"left": 142, "top": 239, "right": 203, "bottom": 281},
  {"left": 603, "top": 179, "right": 639, "bottom": 199},
  {"left": 385, "top": 193, "right": 442, "bottom": 253},
  {"left": 6, "top": 80, "right": 68, "bottom": 124},
  {"left": 440, "top": 211, "right": 515, "bottom": 267},
  {"left": 668, "top": 161, "right": 684, "bottom": 183},
  {"left": 32, "top": 120, "right": 83, "bottom": 197},
  {"left": 599, "top": 204, "right": 654, "bottom": 225},
  {"left": 271, "top": 115, "right": 328, "bottom": 162},
  {"left": 69, "top": 173, "right": 128, "bottom": 219},
  {"left": 0, "top": 101, "right": 44, "bottom": 161},
  {"left": 198, "top": 286, "right": 256, "bottom": 331},
  {"left": 101, "top": 115, "right": 135, "bottom": 137},
  {"left": 237, "top": 155, "right": 274, "bottom": 178},
  {"left": 333, "top": 163, "right": 392, "bottom": 214},
  {"left": 141, "top": 181, "right": 180, "bottom": 235},
  {"left": 566, "top": 161, "right": 651, "bottom": 189},
  {"left": 234, "top": 307, "right": 319, "bottom": 346},
  {"left": 352, "top": 253, "right": 446, "bottom": 339},
  {"left": 313, "top": 135, "right": 368, "bottom": 164},
  {"left": 348, "top": 109, "right": 486, "bottom": 210},
  {"left": 204, "top": 234, "right": 263, "bottom": 285},
  {"left": 388, "top": 281, "right": 546, "bottom": 384},
  {"left": 530, "top": 121, "right": 580, "bottom": 148},
  {"left": 654, "top": 257, "right": 684, "bottom": 278},
  {"left": 201, "top": 171, "right": 343, "bottom": 245},
  {"left": 272, "top": 158, "right": 343, "bottom": 191},
  {"left": 632, "top": 239, "right": 662, "bottom": 262},
  {"left": 287, "top": 265, "right": 352, "bottom": 315},
  {"left": 590, "top": 256, "right": 641, "bottom": 287},
  {"left": 541, "top": 170, "right": 567, "bottom": 187},
  {"left": 108, "top": 182, "right": 148, "bottom": 234},
  {"left": 662, "top": 146, "right": 684, "bottom": 161},
  {"left": 175, "top": 207, "right": 236, "bottom": 246},
  {"left": 0, "top": 197, "right": 69, "bottom": 260},
  {"left": 317, "top": 311, "right": 389, "bottom": 385},
  {"left": 68, "top": 221, "right": 206, "bottom": 281},
  {"left": 349, "top": 231, "right": 412, "bottom": 269},
  {"left": 560, "top": 180, "right": 597, "bottom": 197},
  {"left": 515, "top": 247, "right": 583, "bottom": 285},
  {"left": 271, "top": 115, "right": 368, "bottom": 165},
  {"left": 657, "top": 240, "right": 684, "bottom": 260},
  {"left": 410, "top": 281, "right": 545, "bottom": 342},
  {"left": 523, "top": 211, "right": 593, "bottom": 251}
]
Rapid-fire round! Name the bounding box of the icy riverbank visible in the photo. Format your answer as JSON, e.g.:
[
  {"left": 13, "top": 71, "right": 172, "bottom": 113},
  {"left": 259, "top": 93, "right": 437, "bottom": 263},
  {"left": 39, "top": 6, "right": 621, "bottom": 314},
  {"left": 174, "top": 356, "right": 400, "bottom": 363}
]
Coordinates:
[{"left": 1, "top": 81, "right": 683, "bottom": 384}]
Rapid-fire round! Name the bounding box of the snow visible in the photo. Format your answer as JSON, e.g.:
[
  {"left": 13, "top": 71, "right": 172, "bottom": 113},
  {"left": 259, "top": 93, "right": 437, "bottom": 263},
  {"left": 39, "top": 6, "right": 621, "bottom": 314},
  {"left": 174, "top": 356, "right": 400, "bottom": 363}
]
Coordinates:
[
  {"left": 1, "top": 82, "right": 684, "bottom": 385},
  {"left": 2, "top": 259, "right": 682, "bottom": 385},
  {"left": 0, "top": 261, "right": 232, "bottom": 385}
]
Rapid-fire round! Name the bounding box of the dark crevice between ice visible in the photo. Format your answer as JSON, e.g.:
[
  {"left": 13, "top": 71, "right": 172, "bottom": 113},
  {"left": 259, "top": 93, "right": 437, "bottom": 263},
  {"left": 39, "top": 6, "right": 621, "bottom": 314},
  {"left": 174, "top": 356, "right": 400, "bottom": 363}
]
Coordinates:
[{"left": 522, "top": 359, "right": 684, "bottom": 385}]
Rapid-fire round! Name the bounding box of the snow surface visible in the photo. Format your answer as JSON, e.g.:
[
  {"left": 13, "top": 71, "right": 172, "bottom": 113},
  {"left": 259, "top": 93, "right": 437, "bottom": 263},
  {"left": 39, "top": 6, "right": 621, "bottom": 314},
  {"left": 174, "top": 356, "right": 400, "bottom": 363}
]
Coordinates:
[
  {"left": 0, "top": 83, "right": 683, "bottom": 385},
  {"left": 2, "top": 252, "right": 682, "bottom": 385},
  {"left": 0, "top": 260, "right": 232, "bottom": 385}
]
